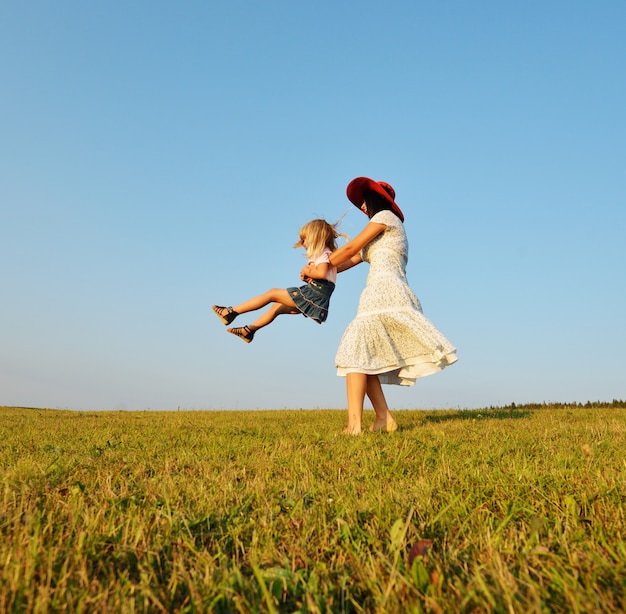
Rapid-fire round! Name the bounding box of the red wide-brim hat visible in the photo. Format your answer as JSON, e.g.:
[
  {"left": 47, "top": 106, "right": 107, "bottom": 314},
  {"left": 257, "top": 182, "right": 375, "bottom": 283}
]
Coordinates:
[{"left": 346, "top": 176, "right": 404, "bottom": 222}]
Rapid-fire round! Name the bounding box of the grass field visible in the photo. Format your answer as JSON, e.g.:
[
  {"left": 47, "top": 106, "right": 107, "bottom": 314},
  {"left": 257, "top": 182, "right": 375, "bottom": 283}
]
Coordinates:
[{"left": 1, "top": 403, "right": 625, "bottom": 613}]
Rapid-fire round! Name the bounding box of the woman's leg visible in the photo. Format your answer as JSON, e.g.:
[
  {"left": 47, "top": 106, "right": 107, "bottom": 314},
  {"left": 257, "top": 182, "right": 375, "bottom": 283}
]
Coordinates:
[
  {"left": 233, "top": 288, "right": 297, "bottom": 316},
  {"left": 345, "top": 372, "right": 367, "bottom": 434},
  {"left": 366, "top": 375, "right": 398, "bottom": 432}
]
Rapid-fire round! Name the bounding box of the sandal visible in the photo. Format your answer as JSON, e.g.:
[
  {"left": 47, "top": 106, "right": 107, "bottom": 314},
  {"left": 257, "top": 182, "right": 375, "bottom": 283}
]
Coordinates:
[
  {"left": 212, "top": 305, "right": 238, "bottom": 325},
  {"left": 227, "top": 325, "right": 255, "bottom": 343}
]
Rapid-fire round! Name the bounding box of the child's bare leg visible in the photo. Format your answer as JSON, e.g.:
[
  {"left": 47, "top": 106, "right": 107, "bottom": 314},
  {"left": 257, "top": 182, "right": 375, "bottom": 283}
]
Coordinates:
[
  {"left": 233, "top": 288, "right": 297, "bottom": 316},
  {"left": 366, "top": 375, "right": 397, "bottom": 432},
  {"left": 227, "top": 298, "right": 299, "bottom": 342},
  {"left": 344, "top": 372, "right": 367, "bottom": 435},
  {"left": 247, "top": 302, "right": 298, "bottom": 332}
]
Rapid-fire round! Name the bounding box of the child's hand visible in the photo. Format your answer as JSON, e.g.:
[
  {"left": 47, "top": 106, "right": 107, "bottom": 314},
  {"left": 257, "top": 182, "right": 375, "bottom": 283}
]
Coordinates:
[{"left": 301, "top": 261, "right": 328, "bottom": 281}]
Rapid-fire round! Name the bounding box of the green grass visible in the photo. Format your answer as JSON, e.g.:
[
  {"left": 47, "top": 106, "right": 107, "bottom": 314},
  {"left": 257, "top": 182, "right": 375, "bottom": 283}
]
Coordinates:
[{"left": 1, "top": 404, "right": 625, "bottom": 612}]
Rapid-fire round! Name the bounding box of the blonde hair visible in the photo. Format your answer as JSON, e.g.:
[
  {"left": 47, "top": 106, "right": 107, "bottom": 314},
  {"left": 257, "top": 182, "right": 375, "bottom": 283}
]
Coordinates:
[{"left": 294, "top": 218, "right": 348, "bottom": 259}]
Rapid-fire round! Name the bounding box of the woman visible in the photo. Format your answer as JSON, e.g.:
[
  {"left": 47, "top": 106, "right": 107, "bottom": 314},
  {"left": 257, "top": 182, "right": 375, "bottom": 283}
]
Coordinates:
[{"left": 327, "top": 177, "right": 457, "bottom": 434}]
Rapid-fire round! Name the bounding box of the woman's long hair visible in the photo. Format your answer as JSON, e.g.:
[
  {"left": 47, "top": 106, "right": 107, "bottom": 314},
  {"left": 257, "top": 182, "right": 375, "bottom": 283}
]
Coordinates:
[{"left": 363, "top": 190, "right": 403, "bottom": 221}]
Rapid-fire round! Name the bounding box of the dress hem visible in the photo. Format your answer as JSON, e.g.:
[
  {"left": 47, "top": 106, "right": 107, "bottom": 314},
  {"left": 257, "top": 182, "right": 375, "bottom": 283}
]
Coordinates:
[{"left": 336, "top": 351, "right": 458, "bottom": 386}]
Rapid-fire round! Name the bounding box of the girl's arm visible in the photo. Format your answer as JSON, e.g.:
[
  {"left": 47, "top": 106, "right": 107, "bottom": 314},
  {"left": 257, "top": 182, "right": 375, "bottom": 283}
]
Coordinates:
[
  {"left": 329, "top": 221, "right": 386, "bottom": 269},
  {"left": 300, "top": 260, "right": 330, "bottom": 280}
]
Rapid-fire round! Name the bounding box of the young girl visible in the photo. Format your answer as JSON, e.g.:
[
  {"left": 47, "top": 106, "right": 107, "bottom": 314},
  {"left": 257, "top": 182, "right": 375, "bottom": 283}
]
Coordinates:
[{"left": 213, "top": 218, "right": 347, "bottom": 343}]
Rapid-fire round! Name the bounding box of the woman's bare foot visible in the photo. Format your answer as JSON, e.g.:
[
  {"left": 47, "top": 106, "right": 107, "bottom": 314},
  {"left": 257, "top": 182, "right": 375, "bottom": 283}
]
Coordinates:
[
  {"left": 342, "top": 425, "right": 363, "bottom": 435},
  {"left": 369, "top": 418, "right": 398, "bottom": 433}
]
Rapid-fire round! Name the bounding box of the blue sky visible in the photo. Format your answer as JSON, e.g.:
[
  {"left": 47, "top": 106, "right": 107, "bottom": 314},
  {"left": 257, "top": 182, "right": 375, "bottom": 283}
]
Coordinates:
[{"left": 2, "top": 2, "right": 625, "bottom": 411}]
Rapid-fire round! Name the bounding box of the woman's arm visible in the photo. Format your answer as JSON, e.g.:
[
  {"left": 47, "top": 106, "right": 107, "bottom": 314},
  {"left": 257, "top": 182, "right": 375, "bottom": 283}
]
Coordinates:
[
  {"left": 329, "top": 221, "right": 386, "bottom": 268},
  {"left": 336, "top": 254, "right": 363, "bottom": 273}
]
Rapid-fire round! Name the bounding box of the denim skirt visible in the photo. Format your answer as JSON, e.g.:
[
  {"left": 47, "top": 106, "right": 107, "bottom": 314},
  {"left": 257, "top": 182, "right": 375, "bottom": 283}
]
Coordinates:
[{"left": 287, "top": 278, "right": 335, "bottom": 324}]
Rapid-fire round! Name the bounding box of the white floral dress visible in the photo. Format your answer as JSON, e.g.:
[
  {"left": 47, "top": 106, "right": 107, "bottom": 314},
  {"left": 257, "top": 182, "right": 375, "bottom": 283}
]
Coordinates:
[{"left": 335, "top": 210, "right": 457, "bottom": 385}]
